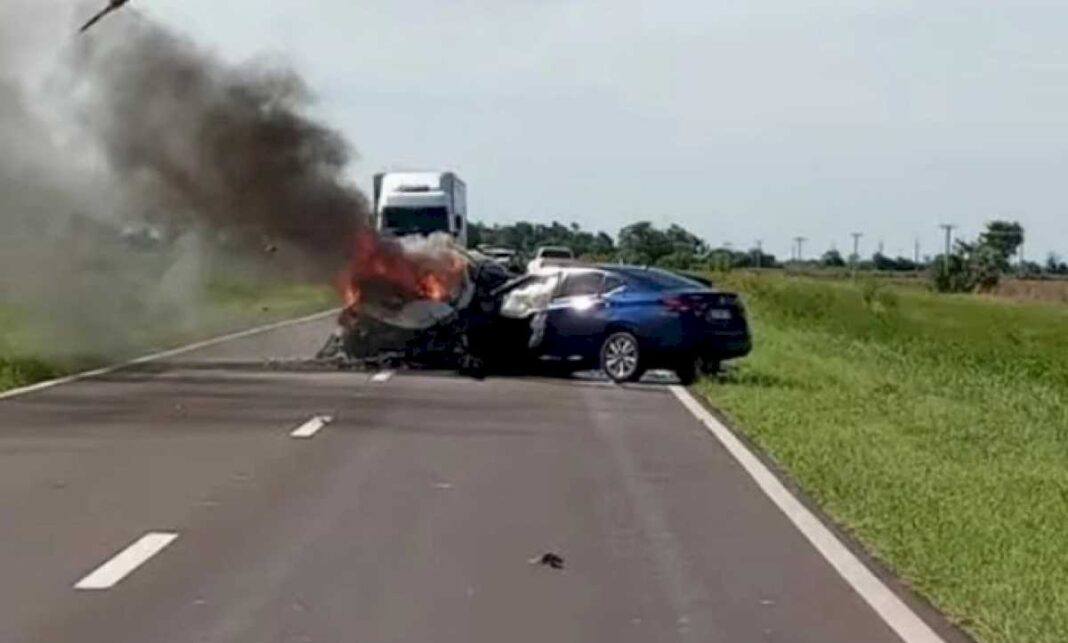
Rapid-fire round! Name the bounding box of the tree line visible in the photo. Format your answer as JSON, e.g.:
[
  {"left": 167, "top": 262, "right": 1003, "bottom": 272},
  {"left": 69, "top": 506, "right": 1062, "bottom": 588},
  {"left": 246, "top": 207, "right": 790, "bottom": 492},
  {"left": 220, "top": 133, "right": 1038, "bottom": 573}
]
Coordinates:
[{"left": 470, "top": 219, "right": 1063, "bottom": 293}]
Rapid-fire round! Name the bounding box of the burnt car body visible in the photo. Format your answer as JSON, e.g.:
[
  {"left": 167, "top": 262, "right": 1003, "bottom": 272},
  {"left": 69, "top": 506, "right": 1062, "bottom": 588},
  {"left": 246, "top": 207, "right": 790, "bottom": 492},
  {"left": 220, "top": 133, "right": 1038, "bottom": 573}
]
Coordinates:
[{"left": 489, "top": 265, "right": 751, "bottom": 383}]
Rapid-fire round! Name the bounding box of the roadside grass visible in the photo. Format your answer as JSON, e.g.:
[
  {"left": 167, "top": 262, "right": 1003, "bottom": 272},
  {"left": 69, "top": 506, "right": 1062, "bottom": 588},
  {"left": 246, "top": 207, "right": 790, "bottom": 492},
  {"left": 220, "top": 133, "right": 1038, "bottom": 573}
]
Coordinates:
[
  {"left": 697, "top": 272, "right": 1068, "bottom": 643},
  {"left": 0, "top": 279, "right": 335, "bottom": 393}
]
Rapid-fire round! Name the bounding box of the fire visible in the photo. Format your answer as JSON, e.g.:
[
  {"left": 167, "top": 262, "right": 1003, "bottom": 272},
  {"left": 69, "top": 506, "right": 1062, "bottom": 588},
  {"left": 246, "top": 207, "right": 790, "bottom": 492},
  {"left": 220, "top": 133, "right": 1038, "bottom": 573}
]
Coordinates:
[{"left": 337, "top": 228, "right": 467, "bottom": 311}]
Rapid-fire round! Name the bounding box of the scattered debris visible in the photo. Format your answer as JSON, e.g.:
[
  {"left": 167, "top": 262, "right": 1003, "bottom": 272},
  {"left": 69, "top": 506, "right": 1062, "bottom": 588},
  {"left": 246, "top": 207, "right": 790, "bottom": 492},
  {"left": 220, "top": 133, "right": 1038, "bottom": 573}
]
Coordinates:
[
  {"left": 79, "top": 0, "right": 132, "bottom": 34},
  {"left": 529, "top": 552, "right": 565, "bottom": 570}
]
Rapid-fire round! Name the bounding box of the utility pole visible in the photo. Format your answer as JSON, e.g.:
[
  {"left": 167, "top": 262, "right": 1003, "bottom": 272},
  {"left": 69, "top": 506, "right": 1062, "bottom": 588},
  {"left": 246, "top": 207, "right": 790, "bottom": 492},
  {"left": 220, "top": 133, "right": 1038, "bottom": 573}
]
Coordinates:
[
  {"left": 850, "top": 232, "right": 862, "bottom": 276},
  {"left": 754, "top": 240, "right": 763, "bottom": 269},
  {"left": 793, "top": 236, "right": 806, "bottom": 263},
  {"left": 914, "top": 237, "right": 921, "bottom": 273},
  {"left": 1019, "top": 237, "right": 1026, "bottom": 276},
  {"left": 939, "top": 224, "right": 956, "bottom": 276}
]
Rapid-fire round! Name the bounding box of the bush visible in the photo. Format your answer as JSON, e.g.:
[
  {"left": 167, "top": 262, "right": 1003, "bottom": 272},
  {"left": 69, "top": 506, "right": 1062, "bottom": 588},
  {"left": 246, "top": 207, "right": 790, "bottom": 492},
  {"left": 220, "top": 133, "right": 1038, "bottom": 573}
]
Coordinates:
[{"left": 930, "top": 244, "right": 1002, "bottom": 293}]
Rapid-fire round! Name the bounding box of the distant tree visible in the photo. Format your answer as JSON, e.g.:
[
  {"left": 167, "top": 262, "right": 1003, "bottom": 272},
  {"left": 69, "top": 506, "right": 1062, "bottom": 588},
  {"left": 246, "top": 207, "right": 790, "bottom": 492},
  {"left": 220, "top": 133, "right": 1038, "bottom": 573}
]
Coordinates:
[
  {"left": 751, "top": 249, "right": 778, "bottom": 268},
  {"left": 821, "top": 248, "right": 846, "bottom": 268},
  {"left": 468, "top": 220, "right": 616, "bottom": 259},
  {"left": 665, "top": 224, "right": 708, "bottom": 257},
  {"left": 872, "top": 253, "right": 920, "bottom": 272},
  {"left": 979, "top": 220, "right": 1024, "bottom": 270},
  {"left": 1046, "top": 253, "right": 1068, "bottom": 275},
  {"left": 1021, "top": 260, "right": 1043, "bottom": 278},
  {"left": 931, "top": 240, "right": 1003, "bottom": 293},
  {"left": 593, "top": 232, "right": 616, "bottom": 256},
  {"left": 618, "top": 222, "right": 673, "bottom": 265}
]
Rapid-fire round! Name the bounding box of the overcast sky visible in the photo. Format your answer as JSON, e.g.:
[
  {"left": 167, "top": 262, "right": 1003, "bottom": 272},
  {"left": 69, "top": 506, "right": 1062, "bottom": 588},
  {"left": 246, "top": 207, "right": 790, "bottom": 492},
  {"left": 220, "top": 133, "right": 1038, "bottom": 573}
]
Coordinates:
[{"left": 113, "top": 1, "right": 1068, "bottom": 259}]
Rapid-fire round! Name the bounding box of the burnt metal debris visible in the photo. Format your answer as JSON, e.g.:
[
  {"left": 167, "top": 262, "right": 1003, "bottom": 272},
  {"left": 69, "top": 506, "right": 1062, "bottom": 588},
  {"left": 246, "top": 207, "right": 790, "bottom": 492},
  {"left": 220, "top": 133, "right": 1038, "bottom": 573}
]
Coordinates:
[
  {"left": 79, "top": 0, "right": 132, "bottom": 34},
  {"left": 529, "top": 552, "right": 565, "bottom": 570}
]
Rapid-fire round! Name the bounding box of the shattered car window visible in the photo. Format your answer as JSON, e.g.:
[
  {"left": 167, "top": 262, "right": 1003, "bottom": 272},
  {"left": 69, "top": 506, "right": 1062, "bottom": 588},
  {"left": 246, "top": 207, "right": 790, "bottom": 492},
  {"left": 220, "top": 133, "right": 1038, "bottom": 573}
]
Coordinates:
[
  {"left": 499, "top": 274, "right": 561, "bottom": 319},
  {"left": 555, "top": 272, "right": 605, "bottom": 299}
]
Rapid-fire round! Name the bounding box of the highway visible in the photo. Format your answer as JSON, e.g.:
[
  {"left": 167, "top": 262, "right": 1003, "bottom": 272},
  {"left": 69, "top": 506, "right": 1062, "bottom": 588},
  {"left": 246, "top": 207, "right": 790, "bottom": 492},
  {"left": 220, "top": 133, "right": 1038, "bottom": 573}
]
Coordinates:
[{"left": 0, "top": 313, "right": 966, "bottom": 643}]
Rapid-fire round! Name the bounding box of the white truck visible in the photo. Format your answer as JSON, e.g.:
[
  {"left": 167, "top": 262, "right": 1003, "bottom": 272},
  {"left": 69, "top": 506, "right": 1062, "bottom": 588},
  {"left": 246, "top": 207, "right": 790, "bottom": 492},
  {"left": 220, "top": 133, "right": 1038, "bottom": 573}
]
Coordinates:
[{"left": 373, "top": 171, "right": 468, "bottom": 246}]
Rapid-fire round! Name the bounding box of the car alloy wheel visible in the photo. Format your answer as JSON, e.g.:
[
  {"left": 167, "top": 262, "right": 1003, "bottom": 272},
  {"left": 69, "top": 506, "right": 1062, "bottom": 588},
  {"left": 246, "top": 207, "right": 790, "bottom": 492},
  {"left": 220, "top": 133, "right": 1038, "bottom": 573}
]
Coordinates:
[{"left": 602, "top": 332, "right": 641, "bottom": 382}]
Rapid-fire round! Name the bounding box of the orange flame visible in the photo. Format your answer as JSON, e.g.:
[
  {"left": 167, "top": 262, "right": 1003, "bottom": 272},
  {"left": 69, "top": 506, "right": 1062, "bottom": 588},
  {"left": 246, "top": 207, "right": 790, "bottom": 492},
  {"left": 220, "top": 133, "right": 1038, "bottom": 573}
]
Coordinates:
[{"left": 337, "top": 228, "right": 466, "bottom": 314}]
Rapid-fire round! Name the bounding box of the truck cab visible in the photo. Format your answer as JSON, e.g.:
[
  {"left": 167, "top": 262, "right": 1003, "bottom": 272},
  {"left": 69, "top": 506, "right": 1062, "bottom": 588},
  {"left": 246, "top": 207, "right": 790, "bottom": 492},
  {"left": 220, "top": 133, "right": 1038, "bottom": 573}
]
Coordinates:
[{"left": 373, "top": 171, "right": 468, "bottom": 246}]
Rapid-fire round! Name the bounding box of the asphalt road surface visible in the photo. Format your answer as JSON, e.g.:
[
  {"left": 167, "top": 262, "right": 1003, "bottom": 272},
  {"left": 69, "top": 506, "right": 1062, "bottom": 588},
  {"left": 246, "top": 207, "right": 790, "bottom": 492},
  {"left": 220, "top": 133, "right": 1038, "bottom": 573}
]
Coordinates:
[{"left": 0, "top": 314, "right": 966, "bottom": 643}]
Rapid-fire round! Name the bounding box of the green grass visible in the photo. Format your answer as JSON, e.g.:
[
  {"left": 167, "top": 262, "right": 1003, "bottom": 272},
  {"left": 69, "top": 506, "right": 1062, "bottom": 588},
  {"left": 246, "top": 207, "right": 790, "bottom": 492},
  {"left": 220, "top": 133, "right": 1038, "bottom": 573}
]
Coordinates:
[
  {"left": 698, "top": 272, "right": 1068, "bottom": 643},
  {"left": 0, "top": 279, "right": 335, "bottom": 393}
]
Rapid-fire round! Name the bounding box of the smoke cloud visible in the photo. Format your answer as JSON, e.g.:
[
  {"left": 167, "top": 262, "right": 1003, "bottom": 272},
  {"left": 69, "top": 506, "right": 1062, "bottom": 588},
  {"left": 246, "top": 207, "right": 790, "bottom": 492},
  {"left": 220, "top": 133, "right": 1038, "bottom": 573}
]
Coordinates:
[
  {"left": 0, "top": 2, "right": 368, "bottom": 358},
  {"left": 69, "top": 16, "right": 369, "bottom": 271}
]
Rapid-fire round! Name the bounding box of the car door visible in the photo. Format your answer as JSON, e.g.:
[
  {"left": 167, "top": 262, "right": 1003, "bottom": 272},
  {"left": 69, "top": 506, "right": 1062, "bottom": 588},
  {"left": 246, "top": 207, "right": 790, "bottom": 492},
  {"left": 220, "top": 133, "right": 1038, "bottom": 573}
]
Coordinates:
[{"left": 540, "top": 270, "right": 611, "bottom": 360}]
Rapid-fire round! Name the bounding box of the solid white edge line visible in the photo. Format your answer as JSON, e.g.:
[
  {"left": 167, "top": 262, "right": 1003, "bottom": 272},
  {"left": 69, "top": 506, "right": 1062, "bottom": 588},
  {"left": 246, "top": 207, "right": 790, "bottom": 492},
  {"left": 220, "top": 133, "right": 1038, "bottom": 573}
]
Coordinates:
[
  {"left": 74, "top": 532, "right": 179, "bottom": 590},
  {"left": 371, "top": 371, "right": 394, "bottom": 383},
  {"left": 0, "top": 309, "right": 340, "bottom": 402},
  {"left": 669, "top": 386, "right": 946, "bottom": 643},
  {"left": 290, "top": 414, "right": 333, "bottom": 439}
]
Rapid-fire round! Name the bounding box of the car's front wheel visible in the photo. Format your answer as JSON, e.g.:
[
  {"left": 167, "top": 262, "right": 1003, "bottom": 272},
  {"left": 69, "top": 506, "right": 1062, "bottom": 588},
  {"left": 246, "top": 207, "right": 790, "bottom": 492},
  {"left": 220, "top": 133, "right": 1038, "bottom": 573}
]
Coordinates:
[{"left": 601, "top": 332, "right": 643, "bottom": 383}]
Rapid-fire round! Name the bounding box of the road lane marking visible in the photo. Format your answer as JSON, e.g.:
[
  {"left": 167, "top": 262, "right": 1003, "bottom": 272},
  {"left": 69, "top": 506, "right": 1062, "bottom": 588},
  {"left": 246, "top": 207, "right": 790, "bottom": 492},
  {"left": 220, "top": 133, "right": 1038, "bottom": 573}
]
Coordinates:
[
  {"left": 74, "top": 532, "right": 179, "bottom": 590},
  {"left": 670, "top": 386, "right": 946, "bottom": 643},
  {"left": 0, "top": 309, "right": 340, "bottom": 401},
  {"left": 290, "top": 415, "right": 333, "bottom": 439},
  {"left": 371, "top": 371, "right": 394, "bottom": 383}
]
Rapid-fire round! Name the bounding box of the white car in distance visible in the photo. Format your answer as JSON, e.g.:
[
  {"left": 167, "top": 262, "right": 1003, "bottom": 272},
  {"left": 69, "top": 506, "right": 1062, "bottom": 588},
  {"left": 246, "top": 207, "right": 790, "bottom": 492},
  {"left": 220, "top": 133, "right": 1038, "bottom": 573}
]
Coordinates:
[{"left": 527, "top": 246, "right": 575, "bottom": 274}]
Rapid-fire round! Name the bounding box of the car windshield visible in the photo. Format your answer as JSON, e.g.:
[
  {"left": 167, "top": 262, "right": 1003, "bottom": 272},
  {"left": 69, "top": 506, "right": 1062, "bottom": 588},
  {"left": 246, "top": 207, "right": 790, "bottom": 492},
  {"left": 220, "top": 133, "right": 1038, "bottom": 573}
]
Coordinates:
[
  {"left": 539, "top": 249, "right": 572, "bottom": 259},
  {"left": 381, "top": 207, "right": 449, "bottom": 234},
  {"left": 613, "top": 267, "right": 706, "bottom": 291}
]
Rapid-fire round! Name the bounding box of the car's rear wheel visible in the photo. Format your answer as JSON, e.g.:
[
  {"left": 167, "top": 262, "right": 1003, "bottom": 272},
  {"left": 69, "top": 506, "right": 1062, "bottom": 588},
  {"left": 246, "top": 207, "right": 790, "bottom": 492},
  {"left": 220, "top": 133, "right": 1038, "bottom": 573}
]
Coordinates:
[
  {"left": 601, "top": 332, "right": 643, "bottom": 383},
  {"left": 698, "top": 357, "right": 721, "bottom": 376},
  {"left": 675, "top": 357, "right": 699, "bottom": 386}
]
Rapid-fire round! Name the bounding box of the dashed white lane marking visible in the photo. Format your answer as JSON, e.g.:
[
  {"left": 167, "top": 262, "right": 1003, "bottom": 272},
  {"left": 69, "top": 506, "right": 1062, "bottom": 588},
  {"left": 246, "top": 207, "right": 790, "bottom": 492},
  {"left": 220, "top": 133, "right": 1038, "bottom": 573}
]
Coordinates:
[
  {"left": 290, "top": 415, "right": 333, "bottom": 439},
  {"left": 670, "top": 386, "right": 946, "bottom": 643},
  {"left": 74, "top": 532, "right": 180, "bottom": 590},
  {"left": 371, "top": 371, "right": 394, "bottom": 383},
  {"left": 0, "top": 309, "right": 340, "bottom": 401}
]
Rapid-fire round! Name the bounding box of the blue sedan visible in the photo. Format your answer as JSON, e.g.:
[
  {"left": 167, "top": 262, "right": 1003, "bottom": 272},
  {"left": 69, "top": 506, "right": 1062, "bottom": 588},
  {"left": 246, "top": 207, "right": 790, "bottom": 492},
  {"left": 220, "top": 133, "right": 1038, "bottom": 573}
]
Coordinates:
[{"left": 492, "top": 265, "right": 751, "bottom": 383}]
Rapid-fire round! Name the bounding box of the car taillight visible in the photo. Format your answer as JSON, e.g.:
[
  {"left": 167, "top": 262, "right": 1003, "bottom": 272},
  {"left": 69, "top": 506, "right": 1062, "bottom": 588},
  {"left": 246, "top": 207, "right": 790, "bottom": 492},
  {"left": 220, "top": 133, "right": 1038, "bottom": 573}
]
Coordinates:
[{"left": 662, "top": 296, "right": 691, "bottom": 313}]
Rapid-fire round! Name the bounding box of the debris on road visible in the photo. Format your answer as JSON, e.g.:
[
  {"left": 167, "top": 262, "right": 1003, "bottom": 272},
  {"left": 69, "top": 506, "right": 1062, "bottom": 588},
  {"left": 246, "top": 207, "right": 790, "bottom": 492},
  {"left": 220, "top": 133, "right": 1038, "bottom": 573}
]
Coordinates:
[
  {"left": 529, "top": 552, "right": 565, "bottom": 570},
  {"left": 79, "top": 0, "right": 132, "bottom": 34}
]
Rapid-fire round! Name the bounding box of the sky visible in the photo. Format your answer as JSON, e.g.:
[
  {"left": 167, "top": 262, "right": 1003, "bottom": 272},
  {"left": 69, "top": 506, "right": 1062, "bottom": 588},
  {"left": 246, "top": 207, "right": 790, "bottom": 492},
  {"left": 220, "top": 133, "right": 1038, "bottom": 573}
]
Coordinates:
[{"left": 66, "top": 1, "right": 1068, "bottom": 259}]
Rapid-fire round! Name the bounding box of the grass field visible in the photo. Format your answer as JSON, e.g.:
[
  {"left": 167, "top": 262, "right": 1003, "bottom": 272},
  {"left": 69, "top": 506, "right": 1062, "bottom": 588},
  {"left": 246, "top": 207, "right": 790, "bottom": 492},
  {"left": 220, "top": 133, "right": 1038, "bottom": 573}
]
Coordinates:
[
  {"left": 0, "top": 279, "right": 335, "bottom": 393},
  {"left": 697, "top": 272, "right": 1068, "bottom": 643}
]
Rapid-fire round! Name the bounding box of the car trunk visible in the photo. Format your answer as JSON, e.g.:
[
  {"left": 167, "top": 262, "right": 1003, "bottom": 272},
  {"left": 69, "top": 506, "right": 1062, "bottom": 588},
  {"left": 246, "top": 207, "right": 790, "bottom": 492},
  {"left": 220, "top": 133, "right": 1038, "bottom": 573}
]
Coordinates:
[{"left": 662, "top": 290, "right": 748, "bottom": 334}]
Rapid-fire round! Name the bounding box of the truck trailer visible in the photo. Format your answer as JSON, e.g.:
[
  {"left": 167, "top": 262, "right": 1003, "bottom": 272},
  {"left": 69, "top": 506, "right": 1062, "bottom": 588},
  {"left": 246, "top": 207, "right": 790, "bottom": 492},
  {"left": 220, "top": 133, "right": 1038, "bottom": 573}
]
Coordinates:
[{"left": 373, "top": 171, "right": 468, "bottom": 247}]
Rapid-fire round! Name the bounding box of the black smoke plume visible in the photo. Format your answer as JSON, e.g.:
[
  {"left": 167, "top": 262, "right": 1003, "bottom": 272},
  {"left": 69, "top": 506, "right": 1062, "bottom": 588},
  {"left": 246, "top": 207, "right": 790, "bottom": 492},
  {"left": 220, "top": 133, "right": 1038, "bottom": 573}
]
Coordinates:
[{"left": 71, "top": 17, "right": 369, "bottom": 274}]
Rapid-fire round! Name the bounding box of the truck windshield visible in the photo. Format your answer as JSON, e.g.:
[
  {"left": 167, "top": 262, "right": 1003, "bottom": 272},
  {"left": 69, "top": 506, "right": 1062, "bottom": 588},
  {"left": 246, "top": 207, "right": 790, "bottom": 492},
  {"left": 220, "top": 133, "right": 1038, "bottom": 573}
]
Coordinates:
[{"left": 381, "top": 207, "right": 450, "bottom": 235}]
